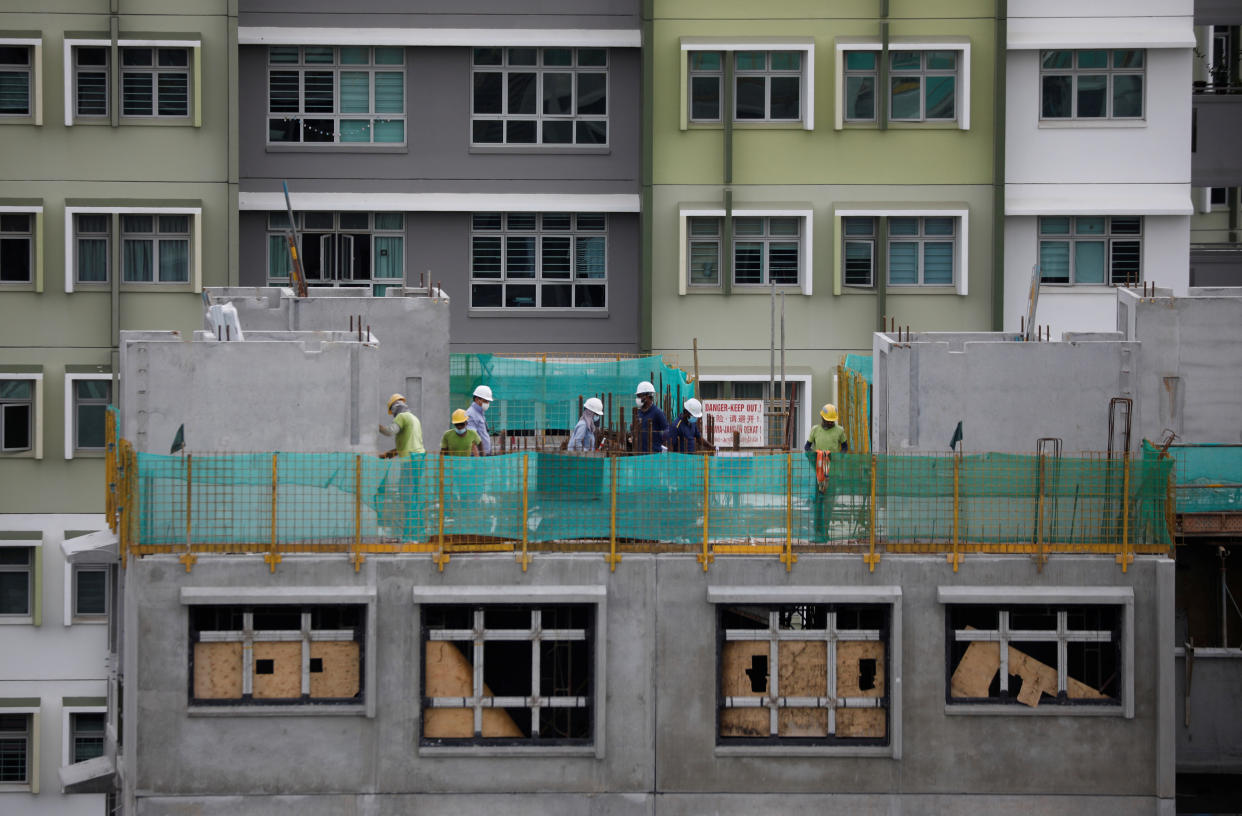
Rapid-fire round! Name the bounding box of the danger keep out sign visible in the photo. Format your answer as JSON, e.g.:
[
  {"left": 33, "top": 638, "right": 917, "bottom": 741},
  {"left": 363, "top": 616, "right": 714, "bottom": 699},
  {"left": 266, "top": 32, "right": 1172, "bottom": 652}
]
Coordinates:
[{"left": 702, "top": 400, "right": 766, "bottom": 447}]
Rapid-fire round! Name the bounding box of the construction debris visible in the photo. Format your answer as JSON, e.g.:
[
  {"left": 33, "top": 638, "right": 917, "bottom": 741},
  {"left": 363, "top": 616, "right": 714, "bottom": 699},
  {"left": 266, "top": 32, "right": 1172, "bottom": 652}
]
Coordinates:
[
  {"left": 950, "top": 627, "right": 1107, "bottom": 706},
  {"left": 423, "top": 641, "right": 522, "bottom": 738}
]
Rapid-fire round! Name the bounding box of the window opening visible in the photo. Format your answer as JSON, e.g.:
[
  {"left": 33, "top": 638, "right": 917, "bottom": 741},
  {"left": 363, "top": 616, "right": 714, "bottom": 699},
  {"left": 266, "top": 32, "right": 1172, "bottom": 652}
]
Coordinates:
[{"left": 471, "top": 47, "right": 607, "bottom": 145}]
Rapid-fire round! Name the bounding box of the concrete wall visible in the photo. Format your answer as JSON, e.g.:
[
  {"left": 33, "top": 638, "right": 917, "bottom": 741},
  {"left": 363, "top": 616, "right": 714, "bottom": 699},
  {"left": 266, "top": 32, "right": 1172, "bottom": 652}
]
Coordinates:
[
  {"left": 1175, "top": 651, "right": 1242, "bottom": 773},
  {"left": 203, "top": 288, "right": 452, "bottom": 428},
  {"left": 118, "top": 331, "right": 386, "bottom": 455},
  {"left": 121, "top": 551, "right": 1174, "bottom": 815}
]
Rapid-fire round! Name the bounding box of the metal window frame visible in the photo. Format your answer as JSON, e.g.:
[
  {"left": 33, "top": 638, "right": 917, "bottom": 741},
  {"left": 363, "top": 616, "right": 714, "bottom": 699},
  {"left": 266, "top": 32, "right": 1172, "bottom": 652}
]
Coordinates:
[
  {"left": 118, "top": 46, "right": 192, "bottom": 119},
  {"left": 715, "top": 602, "right": 890, "bottom": 747},
  {"left": 733, "top": 49, "right": 803, "bottom": 123},
  {"left": 71, "top": 377, "right": 111, "bottom": 452},
  {"left": 73, "top": 213, "right": 112, "bottom": 284},
  {"left": 841, "top": 216, "right": 877, "bottom": 287},
  {"left": 686, "top": 216, "right": 722, "bottom": 286},
  {"left": 468, "top": 211, "right": 608, "bottom": 310},
  {"left": 0, "top": 383, "right": 34, "bottom": 453},
  {"left": 731, "top": 215, "right": 802, "bottom": 287},
  {"left": 885, "top": 215, "right": 957, "bottom": 287},
  {"left": 187, "top": 603, "right": 367, "bottom": 708},
  {"left": 71, "top": 564, "right": 109, "bottom": 619},
  {"left": 0, "top": 546, "right": 32, "bottom": 617},
  {"left": 119, "top": 214, "right": 191, "bottom": 283},
  {"left": 71, "top": 45, "right": 110, "bottom": 119},
  {"left": 0, "top": 711, "right": 32, "bottom": 784},
  {"left": 266, "top": 210, "right": 405, "bottom": 290},
  {"left": 266, "top": 45, "right": 407, "bottom": 145},
  {"left": 67, "top": 709, "right": 105, "bottom": 765},
  {"left": 1037, "top": 215, "right": 1144, "bottom": 285},
  {"left": 469, "top": 46, "right": 610, "bottom": 147},
  {"left": 687, "top": 50, "right": 723, "bottom": 122},
  {"left": 420, "top": 603, "right": 594, "bottom": 747},
  {"left": 1038, "top": 48, "right": 1146, "bottom": 121},
  {"left": 0, "top": 45, "right": 32, "bottom": 117},
  {"left": 842, "top": 51, "right": 879, "bottom": 123},
  {"left": 888, "top": 49, "right": 958, "bottom": 123}
]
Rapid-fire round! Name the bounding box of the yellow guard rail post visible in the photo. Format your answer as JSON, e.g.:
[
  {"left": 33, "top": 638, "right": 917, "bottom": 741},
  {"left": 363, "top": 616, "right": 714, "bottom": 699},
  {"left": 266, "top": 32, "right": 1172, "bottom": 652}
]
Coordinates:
[
  {"left": 265, "top": 453, "right": 282, "bottom": 573},
  {"left": 863, "top": 453, "right": 880, "bottom": 572},
  {"left": 351, "top": 454, "right": 364, "bottom": 572},
  {"left": 780, "top": 453, "right": 796, "bottom": 571},
  {"left": 698, "top": 453, "right": 713, "bottom": 572},
  {"left": 1034, "top": 453, "right": 1047, "bottom": 572},
  {"left": 434, "top": 454, "right": 449, "bottom": 571},
  {"left": 517, "top": 455, "right": 531, "bottom": 571},
  {"left": 948, "top": 452, "right": 962, "bottom": 572},
  {"left": 1117, "top": 452, "right": 1133, "bottom": 572},
  {"left": 179, "top": 454, "right": 196, "bottom": 573},
  {"left": 605, "top": 456, "right": 621, "bottom": 572}
]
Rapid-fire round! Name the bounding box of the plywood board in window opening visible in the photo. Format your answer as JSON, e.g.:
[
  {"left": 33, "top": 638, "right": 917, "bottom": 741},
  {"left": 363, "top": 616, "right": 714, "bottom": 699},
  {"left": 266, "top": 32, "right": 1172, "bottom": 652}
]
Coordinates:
[
  {"left": 779, "top": 640, "right": 827, "bottom": 737},
  {"left": 836, "top": 640, "right": 884, "bottom": 697},
  {"left": 423, "top": 641, "right": 521, "bottom": 738},
  {"left": 252, "top": 642, "right": 303, "bottom": 699},
  {"left": 720, "top": 640, "right": 769, "bottom": 737},
  {"left": 193, "top": 641, "right": 243, "bottom": 699},
  {"left": 310, "top": 641, "right": 359, "bottom": 698}
]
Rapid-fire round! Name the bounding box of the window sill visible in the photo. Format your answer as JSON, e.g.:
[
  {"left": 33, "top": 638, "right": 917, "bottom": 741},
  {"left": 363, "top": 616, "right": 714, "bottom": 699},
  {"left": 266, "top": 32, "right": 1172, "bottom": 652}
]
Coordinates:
[
  {"left": 0, "top": 782, "right": 34, "bottom": 792},
  {"left": 467, "top": 308, "right": 610, "bottom": 318},
  {"left": 0, "top": 451, "right": 36, "bottom": 459},
  {"left": 840, "top": 285, "right": 877, "bottom": 294},
  {"left": 887, "top": 120, "right": 962, "bottom": 130},
  {"left": 944, "top": 703, "right": 1125, "bottom": 717},
  {"left": 1039, "top": 285, "right": 1129, "bottom": 295},
  {"left": 886, "top": 285, "right": 959, "bottom": 295},
  {"left": 1038, "top": 119, "right": 1147, "bottom": 130},
  {"left": 0, "top": 282, "right": 36, "bottom": 292},
  {"left": 118, "top": 283, "right": 196, "bottom": 293},
  {"left": 418, "top": 744, "right": 597, "bottom": 757},
  {"left": 70, "top": 617, "right": 108, "bottom": 626},
  {"left": 468, "top": 144, "right": 610, "bottom": 155},
  {"left": 714, "top": 744, "right": 894, "bottom": 758},
  {"left": 266, "top": 143, "right": 408, "bottom": 154},
  {"left": 0, "top": 617, "right": 35, "bottom": 625},
  {"left": 0, "top": 117, "right": 37, "bottom": 126},
  {"left": 70, "top": 118, "right": 112, "bottom": 127},
  {"left": 71, "top": 450, "right": 106, "bottom": 459},
  {"left": 688, "top": 122, "right": 807, "bottom": 131},
  {"left": 728, "top": 285, "right": 806, "bottom": 295},
  {"left": 114, "top": 118, "right": 194, "bottom": 128},
  {"left": 187, "top": 704, "right": 367, "bottom": 717}
]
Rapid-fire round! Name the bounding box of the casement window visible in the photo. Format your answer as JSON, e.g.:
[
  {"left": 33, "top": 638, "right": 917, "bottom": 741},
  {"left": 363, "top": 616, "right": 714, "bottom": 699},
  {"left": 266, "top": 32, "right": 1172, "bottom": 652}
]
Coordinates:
[
  {"left": 0, "top": 45, "right": 31, "bottom": 117},
  {"left": 686, "top": 216, "right": 801, "bottom": 287},
  {"left": 268, "top": 46, "right": 405, "bottom": 144},
  {"left": 74, "top": 215, "right": 109, "bottom": 283},
  {"left": 266, "top": 211, "right": 404, "bottom": 296},
  {"left": 0, "top": 214, "right": 32, "bottom": 283},
  {"left": 421, "top": 604, "right": 594, "bottom": 746},
  {"left": 0, "top": 713, "right": 32, "bottom": 784},
  {"left": 69, "top": 46, "right": 190, "bottom": 119},
  {"left": 1, "top": 381, "right": 33, "bottom": 453},
  {"left": 889, "top": 51, "right": 958, "bottom": 122},
  {"left": 121, "top": 215, "right": 189, "bottom": 282},
  {"left": 834, "top": 42, "right": 969, "bottom": 130},
  {"left": 718, "top": 602, "right": 891, "bottom": 745},
  {"left": 189, "top": 604, "right": 366, "bottom": 706},
  {"left": 687, "top": 51, "right": 723, "bottom": 121},
  {"left": 1041, "top": 50, "right": 1144, "bottom": 120},
  {"left": 1038, "top": 216, "right": 1141, "bottom": 285},
  {"left": 842, "top": 51, "right": 877, "bottom": 121},
  {"left": 947, "top": 604, "right": 1123, "bottom": 709},
  {"left": 471, "top": 47, "right": 607, "bottom": 146},
  {"left": 72, "top": 566, "right": 108, "bottom": 621},
  {"left": 842, "top": 217, "right": 877, "bottom": 286},
  {"left": 1210, "top": 187, "right": 1228, "bottom": 207},
  {"left": 470, "top": 212, "right": 606, "bottom": 309},
  {"left": 69, "top": 712, "right": 104, "bottom": 763},
  {"left": 71, "top": 379, "right": 110, "bottom": 453},
  {"left": 888, "top": 216, "right": 955, "bottom": 286},
  {"left": 687, "top": 50, "right": 803, "bottom": 123},
  {"left": 0, "top": 548, "right": 33, "bottom": 616}
]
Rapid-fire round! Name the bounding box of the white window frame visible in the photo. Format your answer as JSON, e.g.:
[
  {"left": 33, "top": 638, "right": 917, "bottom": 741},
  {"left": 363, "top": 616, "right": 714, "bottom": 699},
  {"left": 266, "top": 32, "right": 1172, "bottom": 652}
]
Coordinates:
[
  {"left": 64, "top": 563, "right": 109, "bottom": 626},
  {"left": 63, "top": 207, "right": 201, "bottom": 294},
  {"left": 680, "top": 38, "right": 815, "bottom": 131},
  {"left": 834, "top": 39, "right": 971, "bottom": 131},
  {"left": 697, "top": 373, "right": 813, "bottom": 452},
  {"left": 886, "top": 215, "right": 958, "bottom": 287},
  {"left": 0, "top": 704, "right": 39, "bottom": 792},
  {"left": 1039, "top": 49, "right": 1145, "bottom": 121},
  {"left": 117, "top": 45, "right": 192, "bottom": 119},
  {"left": 63, "top": 372, "right": 112, "bottom": 460},
  {"left": 832, "top": 208, "right": 969, "bottom": 296},
  {"left": 0, "top": 37, "right": 42, "bottom": 125},
  {"left": 412, "top": 585, "right": 606, "bottom": 758},
  {"left": 0, "top": 372, "right": 42, "bottom": 459},
  {"left": 468, "top": 212, "right": 607, "bottom": 311},
  {"left": 1037, "top": 215, "right": 1143, "bottom": 287},
  {"left": 61, "top": 705, "right": 106, "bottom": 770},
  {"left": 707, "top": 586, "right": 902, "bottom": 758},
  {"left": 678, "top": 205, "right": 814, "bottom": 296},
  {"left": 0, "top": 205, "right": 41, "bottom": 291},
  {"left": 0, "top": 545, "right": 35, "bottom": 622},
  {"left": 937, "top": 586, "right": 1134, "bottom": 718},
  {"left": 119, "top": 214, "right": 192, "bottom": 284},
  {"left": 63, "top": 38, "right": 201, "bottom": 127}
]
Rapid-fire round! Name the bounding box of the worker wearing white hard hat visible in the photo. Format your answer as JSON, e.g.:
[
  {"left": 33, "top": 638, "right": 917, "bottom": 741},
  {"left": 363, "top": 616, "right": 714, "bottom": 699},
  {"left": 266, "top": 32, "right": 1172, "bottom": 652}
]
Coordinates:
[
  {"left": 666, "top": 397, "right": 707, "bottom": 453},
  {"left": 568, "top": 396, "right": 605, "bottom": 452},
  {"left": 632, "top": 381, "right": 668, "bottom": 453},
  {"left": 466, "top": 384, "right": 494, "bottom": 455}
]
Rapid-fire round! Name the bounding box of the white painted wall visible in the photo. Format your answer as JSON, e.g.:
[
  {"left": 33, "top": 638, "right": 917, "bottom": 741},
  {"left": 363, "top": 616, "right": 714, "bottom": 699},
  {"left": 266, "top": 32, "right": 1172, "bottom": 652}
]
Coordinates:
[{"left": 1004, "top": 215, "right": 1191, "bottom": 336}]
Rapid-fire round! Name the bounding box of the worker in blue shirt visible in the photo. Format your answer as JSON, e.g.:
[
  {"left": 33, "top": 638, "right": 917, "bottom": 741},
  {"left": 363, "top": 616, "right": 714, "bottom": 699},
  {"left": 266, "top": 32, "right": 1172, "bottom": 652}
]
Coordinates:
[
  {"left": 631, "top": 380, "right": 668, "bottom": 453},
  {"left": 666, "top": 398, "right": 707, "bottom": 453},
  {"left": 466, "top": 384, "right": 493, "bottom": 455}
]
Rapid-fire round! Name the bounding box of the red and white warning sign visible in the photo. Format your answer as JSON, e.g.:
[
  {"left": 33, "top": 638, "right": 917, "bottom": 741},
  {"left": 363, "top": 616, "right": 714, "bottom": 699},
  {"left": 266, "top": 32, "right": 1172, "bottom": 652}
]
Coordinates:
[{"left": 703, "top": 400, "right": 766, "bottom": 447}]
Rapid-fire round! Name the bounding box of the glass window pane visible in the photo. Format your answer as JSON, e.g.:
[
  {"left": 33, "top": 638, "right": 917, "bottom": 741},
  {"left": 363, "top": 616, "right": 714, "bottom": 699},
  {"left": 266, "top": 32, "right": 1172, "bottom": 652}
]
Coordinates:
[
  {"left": 925, "top": 76, "right": 955, "bottom": 119},
  {"left": 507, "top": 214, "right": 536, "bottom": 230},
  {"left": 122, "top": 215, "right": 153, "bottom": 234},
  {"left": 78, "top": 403, "right": 108, "bottom": 449},
  {"left": 891, "top": 51, "right": 921, "bottom": 71},
  {"left": 472, "top": 119, "right": 503, "bottom": 143},
  {"left": 374, "top": 72, "right": 403, "bottom": 114},
  {"left": 890, "top": 76, "right": 921, "bottom": 120},
  {"left": 577, "top": 49, "right": 606, "bottom": 67},
  {"left": 373, "top": 47, "right": 404, "bottom": 65},
  {"left": 0, "top": 238, "right": 30, "bottom": 282},
  {"left": 506, "top": 236, "right": 536, "bottom": 277},
  {"left": 156, "top": 72, "right": 188, "bottom": 116},
  {"left": 691, "top": 76, "right": 720, "bottom": 120},
  {"left": 74, "top": 47, "right": 105, "bottom": 66},
  {"left": 1076, "top": 75, "right": 1107, "bottom": 117},
  {"left": 689, "top": 217, "right": 719, "bottom": 237},
  {"left": 1042, "top": 75, "right": 1072, "bottom": 118},
  {"left": 473, "top": 213, "right": 502, "bottom": 231},
  {"left": 78, "top": 239, "right": 108, "bottom": 282},
  {"left": 735, "top": 51, "right": 765, "bottom": 71},
  {"left": 923, "top": 242, "right": 954, "bottom": 284},
  {"left": 0, "top": 70, "right": 30, "bottom": 115},
  {"left": 340, "top": 120, "right": 371, "bottom": 142},
  {"left": 844, "top": 217, "right": 874, "bottom": 236},
  {"left": 268, "top": 71, "right": 299, "bottom": 113},
  {"left": 542, "top": 236, "right": 572, "bottom": 278},
  {"left": 924, "top": 217, "right": 954, "bottom": 236},
  {"left": 374, "top": 213, "right": 402, "bottom": 231},
  {"left": 303, "top": 71, "right": 334, "bottom": 113},
  {"left": 1113, "top": 75, "right": 1143, "bottom": 118},
  {"left": 734, "top": 217, "right": 764, "bottom": 236},
  {"left": 338, "top": 46, "right": 367, "bottom": 65},
  {"left": 303, "top": 47, "right": 333, "bottom": 64},
  {"left": 689, "top": 241, "right": 719, "bottom": 284},
  {"left": 768, "top": 242, "right": 799, "bottom": 284},
  {"left": 575, "top": 120, "right": 606, "bottom": 144},
  {"left": 575, "top": 284, "right": 605, "bottom": 308},
  {"left": 844, "top": 240, "right": 873, "bottom": 286},
  {"left": 77, "top": 71, "right": 108, "bottom": 117},
  {"left": 888, "top": 243, "right": 918, "bottom": 284},
  {"left": 471, "top": 236, "right": 502, "bottom": 278},
  {"left": 735, "top": 76, "right": 765, "bottom": 119},
  {"left": 1041, "top": 50, "right": 1073, "bottom": 69},
  {"left": 123, "top": 240, "right": 153, "bottom": 282},
  {"left": 339, "top": 72, "right": 369, "bottom": 113},
  {"left": 733, "top": 243, "right": 763, "bottom": 284},
  {"left": 768, "top": 217, "right": 799, "bottom": 236},
  {"left": 0, "top": 571, "right": 29, "bottom": 613},
  {"left": 770, "top": 51, "right": 800, "bottom": 71},
  {"left": 543, "top": 73, "right": 572, "bottom": 115},
  {"left": 1077, "top": 50, "right": 1107, "bottom": 69},
  {"left": 338, "top": 212, "right": 368, "bottom": 230},
  {"left": 507, "top": 73, "right": 537, "bottom": 114},
  {"left": 1040, "top": 216, "right": 1071, "bottom": 235},
  {"left": 473, "top": 72, "right": 502, "bottom": 114},
  {"left": 122, "top": 48, "right": 152, "bottom": 67},
  {"left": 575, "top": 236, "right": 606, "bottom": 279},
  {"left": 505, "top": 284, "right": 536, "bottom": 307},
  {"left": 542, "top": 213, "right": 571, "bottom": 230},
  {"left": 690, "top": 51, "right": 721, "bottom": 71},
  {"left": 542, "top": 283, "right": 572, "bottom": 307},
  {"left": 506, "top": 120, "right": 536, "bottom": 143},
  {"left": 577, "top": 73, "right": 607, "bottom": 116},
  {"left": 1039, "top": 241, "right": 1070, "bottom": 282},
  {"left": 269, "top": 46, "right": 298, "bottom": 64},
  {"left": 889, "top": 217, "right": 918, "bottom": 236},
  {"left": 158, "top": 240, "right": 189, "bottom": 282},
  {"left": 268, "top": 235, "right": 290, "bottom": 279},
  {"left": 576, "top": 214, "right": 605, "bottom": 231},
  {"left": 158, "top": 215, "right": 188, "bottom": 234},
  {"left": 845, "top": 76, "right": 874, "bottom": 120},
  {"left": 121, "top": 72, "right": 153, "bottom": 116},
  {"left": 543, "top": 121, "right": 572, "bottom": 143},
  {"left": 1113, "top": 50, "right": 1144, "bottom": 69},
  {"left": 845, "top": 51, "right": 876, "bottom": 71},
  {"left": 543, "top": 48, "right": 572, "bottom": 67},
  {"left": 0, "top": 381, "right": 31, "bottom": 400},
  {"left": 158, "top": 48, "right": 188, "bottom": 67},
  {"left": 508, "top": 48, "right": 537, "bottom": 66},
  {"left": 926, "top": 51, "right": 956, "bottom": 70},
  {"left": 76, "top": 379, "right": 110, "bottom": 399},
  {"left": 1074, "top": 241, "right": 1106, "bottom": 283},
  {"left": 1075, "top": 217, "right": 1105, "bottom": 235},
  {"left": 374, "top": 236, "right": 403, "bottom": 280},
  {"left": 769, "top": 76, "right": 800, "bottom": 119},
  {"left": 471, "top": 284, "right": 502, "bottom": 307},
  {"left": 473, "top": 48, "right": 502, "bottom": 66}
]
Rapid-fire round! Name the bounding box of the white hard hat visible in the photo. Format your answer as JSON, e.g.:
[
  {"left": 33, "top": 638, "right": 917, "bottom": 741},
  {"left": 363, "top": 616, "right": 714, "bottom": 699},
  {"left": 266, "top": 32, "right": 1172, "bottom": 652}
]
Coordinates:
[
  {"left": 636, "top": 381, "right": 656, "bottom": 396},
  {"left": 684, "top": 398, "right": 703, "bottom": 418},
  {"left": 473, "top": 385, "right": 493, "bottom": 401},
  {"left": 584, "top": 397, "right": 604, "bottom": 416}
]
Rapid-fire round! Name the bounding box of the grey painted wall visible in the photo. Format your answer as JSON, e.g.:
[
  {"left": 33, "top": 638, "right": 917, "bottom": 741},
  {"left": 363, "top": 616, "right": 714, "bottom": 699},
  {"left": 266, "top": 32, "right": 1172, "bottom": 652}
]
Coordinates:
[
  {"left": 121, "top": 552, "right": 1173, "bottom": 815},
  {"left": 238, "top": 212, "right": 641, "bottom": 353},
  {"left": 238, "top": 46, "right": 640, "bottom": 195},
  {"left": 1191, "top": 95, "right": 1242, "bottom": 188},
  {"left": 239, "top": 0, "right": 639, "bottom": 29},
  {"left": 1175, "top": 652, "right": 1242, "bottom": 773},
  {"left": 1190, "top": 251, "right": 1242, "bottom": 287}
]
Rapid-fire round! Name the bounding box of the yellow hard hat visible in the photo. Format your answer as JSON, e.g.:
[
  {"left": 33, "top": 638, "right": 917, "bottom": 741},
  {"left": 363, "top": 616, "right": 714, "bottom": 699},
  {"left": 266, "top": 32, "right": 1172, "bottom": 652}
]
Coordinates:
[
  {"left": 451, "top": 408, "right": 468, "bottom": 424},
  {"left": 387, "top": 393, "right": 406, "bottom": 411},
  {"left": 820, "top": 403, "right": 838, "bottom": 422}
]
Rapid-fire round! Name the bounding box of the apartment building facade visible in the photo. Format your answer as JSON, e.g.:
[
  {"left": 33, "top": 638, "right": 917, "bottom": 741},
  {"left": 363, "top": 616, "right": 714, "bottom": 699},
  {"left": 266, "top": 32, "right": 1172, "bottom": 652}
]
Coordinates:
[
  {"left": 234, "top": 0, "right": 642, "bottom": 356},
  {"left": 0, "top": 1, "right": 234, "bottom": 813},
  {"left": 1002, "top": 0, "right": 1196, "bottom": 337},
  {"left": 646, "top": 0, "right": 1004, "bottom": 441}
]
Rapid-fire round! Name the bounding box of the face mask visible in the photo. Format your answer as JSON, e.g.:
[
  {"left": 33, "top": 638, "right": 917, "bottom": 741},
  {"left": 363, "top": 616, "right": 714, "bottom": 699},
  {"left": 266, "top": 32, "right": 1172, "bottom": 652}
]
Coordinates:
[
  {"left": 636, "top": 397, "right": 645, "bottom": 408},
  {"left": 454, "top": 427, "right": 467, "bottom": 436},
  {"left": 688, "top": 416, "right": 698, "bottom": 425},
  {"left": 479, "top": 401, "right": 490, "bottom": 412}
]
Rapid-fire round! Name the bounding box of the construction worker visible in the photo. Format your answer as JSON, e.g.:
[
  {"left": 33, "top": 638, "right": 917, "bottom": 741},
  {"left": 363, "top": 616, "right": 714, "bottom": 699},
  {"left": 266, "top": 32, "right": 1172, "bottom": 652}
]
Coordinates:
[
  {"left": 568, "top": 397, "right": 604, "bottom": 451},
  {"left": 632, "top": 381, "right": 668, "bottom": 453},
  {"left": 378, "top": 393, "right": 424, "bottom": 457},
  {"left": 466, "top": 384, "right": 493, "bottom": 455},
  {"left": 666, "top": 398, "right": 707, "bottom": 453},
  {"left": 441, "top": 408, "right": 482, "bottom": 456},
  {"left": 806, "top": 403, "right": 848, "bottom": 541}
]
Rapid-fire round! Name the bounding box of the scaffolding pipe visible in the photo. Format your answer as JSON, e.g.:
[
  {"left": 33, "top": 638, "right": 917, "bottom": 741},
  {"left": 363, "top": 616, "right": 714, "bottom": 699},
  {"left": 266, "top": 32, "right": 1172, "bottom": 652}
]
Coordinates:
[
  {"left": 701, "top": 453, "right": 711, "bottom": 572},
  {"left": 520, "top": 454, "right": 530, "bottom": 572}
]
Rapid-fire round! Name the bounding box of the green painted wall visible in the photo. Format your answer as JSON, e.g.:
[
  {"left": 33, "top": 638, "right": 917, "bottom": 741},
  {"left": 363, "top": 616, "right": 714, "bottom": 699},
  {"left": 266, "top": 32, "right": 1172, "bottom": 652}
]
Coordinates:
[{"left": 0, "top": 3, "right": 234, "bottom": 514}]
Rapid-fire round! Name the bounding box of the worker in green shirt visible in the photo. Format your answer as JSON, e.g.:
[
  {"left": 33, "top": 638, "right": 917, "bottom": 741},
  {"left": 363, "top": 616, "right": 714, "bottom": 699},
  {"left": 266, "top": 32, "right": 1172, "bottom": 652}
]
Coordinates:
[
  {"left": 805, "top": 403, "right": 848, "bottom": 542},
  {"left": 379, "top": 393, "right": 425, "bottom": 457},
  {"left": 441, "top": 408, "right": 482, "bottom": 456},
  {"left": 377, "top": 393, "right": 425, "bottom": 540}
]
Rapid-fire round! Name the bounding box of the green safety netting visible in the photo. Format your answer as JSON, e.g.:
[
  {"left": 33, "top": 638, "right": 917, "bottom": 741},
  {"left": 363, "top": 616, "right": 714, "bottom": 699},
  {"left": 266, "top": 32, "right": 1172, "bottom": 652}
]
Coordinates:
[
  {"left": 843, "top": 353, "right": 872, "bottom": 383},
  {"left": 133, "top": 450, "right": 1173, "bottom": 549},
  {"left": 449, "top": 354, "right": 693, "bottom": 432},
  {"left": 1153, "top": 441, "right": 1242, "bottom": 513}
]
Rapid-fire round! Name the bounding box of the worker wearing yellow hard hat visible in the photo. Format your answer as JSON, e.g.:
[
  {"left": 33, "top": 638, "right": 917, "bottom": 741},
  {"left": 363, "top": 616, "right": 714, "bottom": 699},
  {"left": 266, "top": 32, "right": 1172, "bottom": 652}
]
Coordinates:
[
  {"left": 379, "top": 393, "right": 424, "bottom": 458},
  {"left": 378, "top": 393, "right": 426, "bottom": 540},
  {"left": 441, "top": 408, "right": 481, "bottom": 456},
  {"left": 806, "top": 403, "right": 848, "bottom": 542}
]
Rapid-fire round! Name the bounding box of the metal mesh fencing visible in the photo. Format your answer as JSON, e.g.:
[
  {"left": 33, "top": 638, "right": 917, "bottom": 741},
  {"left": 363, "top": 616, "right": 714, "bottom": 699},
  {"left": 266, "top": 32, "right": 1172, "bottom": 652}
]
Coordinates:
[{"left": 1157, "top": 441, "right": 1242, "bottom": 513}]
